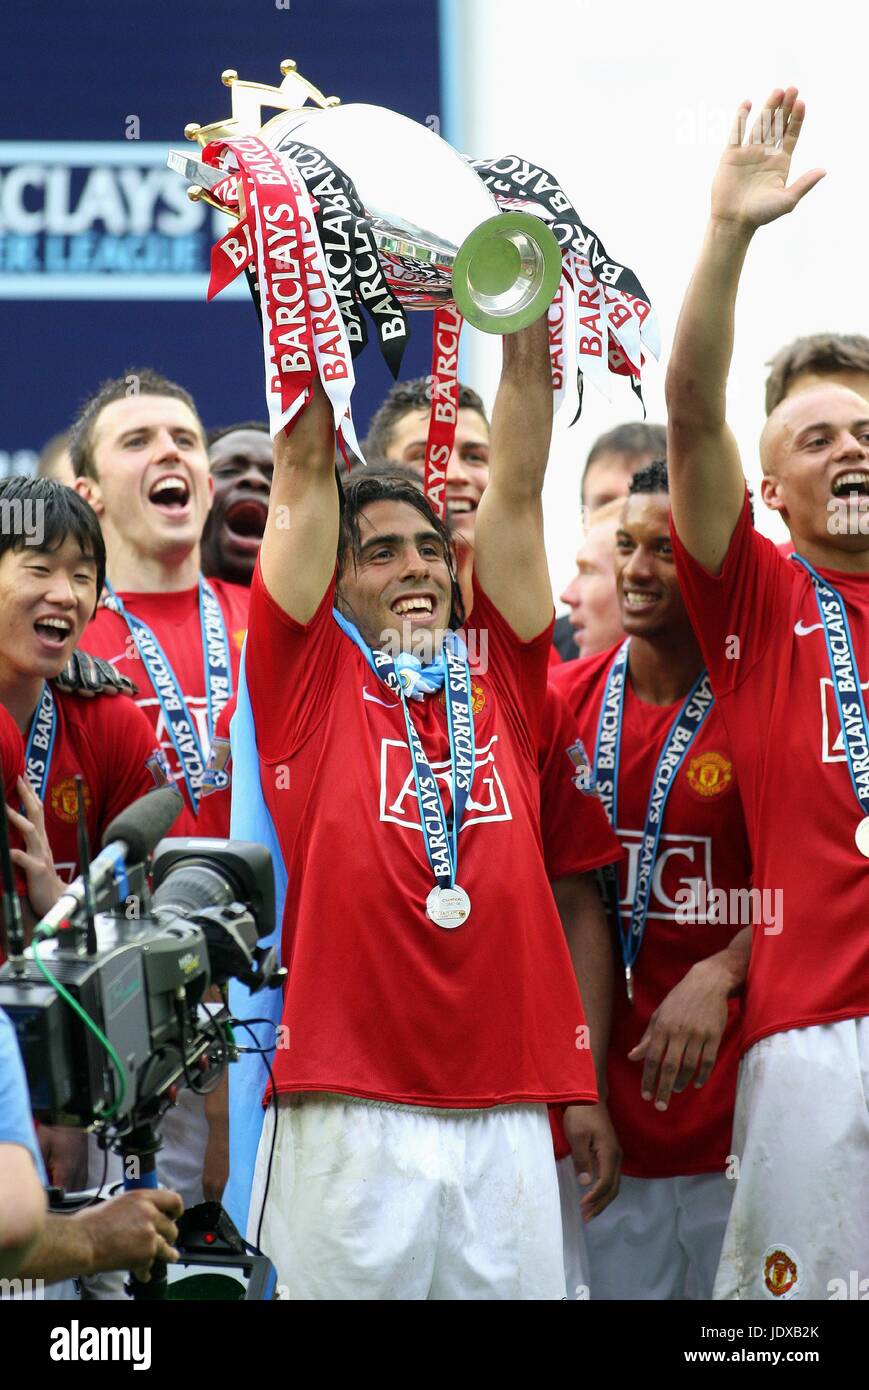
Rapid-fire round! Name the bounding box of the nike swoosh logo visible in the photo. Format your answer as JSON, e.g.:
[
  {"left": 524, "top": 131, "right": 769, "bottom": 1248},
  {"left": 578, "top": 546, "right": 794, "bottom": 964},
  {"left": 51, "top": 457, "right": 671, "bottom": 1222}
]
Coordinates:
[
  {"left": 362, "top": 685, "right": 399, "bottom": 708},
  {"left": 794, "top": 620, "right": 824, "bottom": 637}
]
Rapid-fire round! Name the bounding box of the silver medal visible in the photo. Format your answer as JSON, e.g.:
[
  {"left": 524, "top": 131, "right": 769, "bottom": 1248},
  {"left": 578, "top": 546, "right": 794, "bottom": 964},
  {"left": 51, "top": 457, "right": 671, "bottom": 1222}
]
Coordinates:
[
  {"left": 855, "top": 816, "right": 869, "bottom": 858},
  {"left": 426, "top": 884, "right": 472, "bottom": 929}
]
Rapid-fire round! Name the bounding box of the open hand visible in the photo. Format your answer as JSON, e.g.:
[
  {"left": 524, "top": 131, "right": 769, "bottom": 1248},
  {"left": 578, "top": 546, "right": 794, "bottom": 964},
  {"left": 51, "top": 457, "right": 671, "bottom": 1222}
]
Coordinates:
[
  {"left": 7, "top": 777, "right": 66, "bottom": 918},
  {"left": 711, "top": 87, "right": 825, "bottom": 230}
]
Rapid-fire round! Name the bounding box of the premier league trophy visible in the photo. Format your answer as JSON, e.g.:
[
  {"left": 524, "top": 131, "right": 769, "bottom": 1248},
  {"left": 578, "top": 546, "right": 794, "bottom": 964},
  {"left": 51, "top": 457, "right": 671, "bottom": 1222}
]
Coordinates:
[
  {"left": 167, "top": 58, "right": 658, "bottom": 467},
  {"left": 170, "top": 59, "right": 563, "bottom": 336}
]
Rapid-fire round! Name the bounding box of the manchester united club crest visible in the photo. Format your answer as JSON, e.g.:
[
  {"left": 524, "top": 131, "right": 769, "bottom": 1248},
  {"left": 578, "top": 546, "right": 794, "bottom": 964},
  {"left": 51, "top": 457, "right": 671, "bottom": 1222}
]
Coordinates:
[
  {"left": 50, "top": 776, "right": 93, "bottom": 825},
  {"left": 762, "top": 1245, "right": 799, "bottom": 1299},
  {"left": 232, "top": 628, "right": 247, "bottom": 652},
  {"left": 686, "top": 750, "right": 733, "bottom": 798},
  {"left": 438, "top": 680, "right": 486, "bottom": 715}
]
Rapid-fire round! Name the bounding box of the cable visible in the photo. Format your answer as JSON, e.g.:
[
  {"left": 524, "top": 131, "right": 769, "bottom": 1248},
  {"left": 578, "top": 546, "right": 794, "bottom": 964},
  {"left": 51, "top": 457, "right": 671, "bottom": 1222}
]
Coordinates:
[
  {"left": 76, "top": 1132, "right": 110, "bottom": 1209},
  {"left": 31, "top": 937, "right": 127, "bottom": 1119},
  {"left": 232, "top": 1017, "right": 279, "bottom": 1257}
]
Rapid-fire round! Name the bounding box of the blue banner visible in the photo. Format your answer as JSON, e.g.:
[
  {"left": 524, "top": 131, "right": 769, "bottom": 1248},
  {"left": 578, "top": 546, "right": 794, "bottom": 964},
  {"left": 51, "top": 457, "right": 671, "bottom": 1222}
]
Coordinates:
[{"left": 2, "top": 0, "right": 440, "bottom": 470}]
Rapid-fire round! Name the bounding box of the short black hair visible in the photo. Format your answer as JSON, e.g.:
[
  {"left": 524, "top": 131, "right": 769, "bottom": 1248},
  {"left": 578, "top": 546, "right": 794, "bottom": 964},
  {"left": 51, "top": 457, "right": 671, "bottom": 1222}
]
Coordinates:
[
  {"left": 628, "top": 457, "right": 755, "bottom": 522},
  {"left": 0, "top": 477, "right": 106, "bottom": 603},
  {"left": 70, "top": 368, "right": 204, "bottom": 480},
  {"left": 364, "top": 378, "right": 488, "bottom": 465},
  {"left": 628, "top": 459, "right": 669, "bottom": 495},
  {"left": 338, "top": 470, "right": 465, "bottom": 628},
  {"left": 207, "top": 421, "right": 270, "bottom": 449}
]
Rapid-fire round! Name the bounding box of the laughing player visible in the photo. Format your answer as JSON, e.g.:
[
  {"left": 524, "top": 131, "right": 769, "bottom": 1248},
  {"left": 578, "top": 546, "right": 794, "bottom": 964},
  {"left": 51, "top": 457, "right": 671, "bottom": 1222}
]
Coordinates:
[
  {"left": 239, "top": 318, "right": 602, "bottom": 1299},
  {"left": 0, "top": 479, "right": 164, "bottom": 926},
  {"left": 552, "top": 463, "right": 752, "bottom": 1299},
  {"left": 666, "top": 87, "right": 869, "bottom": 1298},
  {"left": 200, "top": 422, "right": 272, "bottom": 587},
  {"left": 72, "top": 369, "right": 249, "bottom": 838}
]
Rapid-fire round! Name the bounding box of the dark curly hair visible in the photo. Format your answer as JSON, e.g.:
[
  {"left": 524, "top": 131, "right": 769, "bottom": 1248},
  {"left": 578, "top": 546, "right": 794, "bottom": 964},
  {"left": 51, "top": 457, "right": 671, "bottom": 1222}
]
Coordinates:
[{"left": 338, "top": 470, "right": 465, "bottom": 629}]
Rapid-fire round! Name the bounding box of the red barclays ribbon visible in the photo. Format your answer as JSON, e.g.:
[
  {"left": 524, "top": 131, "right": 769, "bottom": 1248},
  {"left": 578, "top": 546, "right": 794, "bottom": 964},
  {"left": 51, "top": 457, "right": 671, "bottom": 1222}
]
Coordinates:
[
  {"left": 204, "top": 136, "right": 316, "bottom": 436},
  {"left": 547, "top": 278, "right": 567, "bottom": 413},
  {"left": 202, "top": 135, "right": 362, "bottom": 457},
  {"left": 422, "top": 305, "right": 463, "bottom": 520}
]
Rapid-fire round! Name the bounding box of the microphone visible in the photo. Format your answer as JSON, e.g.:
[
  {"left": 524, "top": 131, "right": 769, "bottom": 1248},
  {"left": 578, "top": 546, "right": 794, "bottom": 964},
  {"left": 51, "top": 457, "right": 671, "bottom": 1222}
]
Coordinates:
[
  {"left": 101, "top": 784, "right": 184, "bottom": 862},
  {"left": 35, "top": 786, "right": 183, "bottom": 939}
]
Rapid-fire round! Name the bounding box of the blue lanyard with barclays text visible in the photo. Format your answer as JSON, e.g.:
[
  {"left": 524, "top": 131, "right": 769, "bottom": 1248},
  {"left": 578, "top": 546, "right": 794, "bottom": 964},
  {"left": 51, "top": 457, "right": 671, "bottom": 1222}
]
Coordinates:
[
  {"left": 103, "top": 578, "right": 232, "bottom": 812},
  {"left": 373, "top": 634, "right": 475, "bottom": 896},
  {"left": 24, "top": 682, "right": 57, "bottom": 801},
  {"left": 790, "top": 555, "right": 869, "bottom": 848},
  {"left": 593, "top": 639, "right": 715, "bottom": 1000}
]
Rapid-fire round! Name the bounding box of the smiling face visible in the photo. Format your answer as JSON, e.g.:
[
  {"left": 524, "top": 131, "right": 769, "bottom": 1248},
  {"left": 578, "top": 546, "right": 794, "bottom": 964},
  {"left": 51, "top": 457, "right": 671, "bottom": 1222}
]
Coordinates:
[
  {"left": 761, "top": 386, "right": 869, "bottom": 554},
  {"left": 79, "top": 394, "right": 213, "bottom": 568},
  {"left": 384, "top": 406, "right": 490, "bottom": 544},
  {"left": 202, "top": 428, "right": 273, "bottom": 584},
  {"left": 559, "top": 512, "right": 623, "bottom": 656},
  {"left": 336, "top": 499, "right": 454, "bottom": 655},
  {"left": 614, "top": 492, "right": 691, "bottom": 641},
  {"left": 0, "top": 537, "right": 98, "bottom": 681}
]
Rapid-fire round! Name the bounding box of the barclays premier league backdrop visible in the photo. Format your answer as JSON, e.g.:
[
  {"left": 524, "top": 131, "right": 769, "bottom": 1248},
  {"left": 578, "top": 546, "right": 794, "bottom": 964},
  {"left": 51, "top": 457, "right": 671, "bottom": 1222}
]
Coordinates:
[{"left": 1, "top": 0, "right": 440, "bottom": 473}]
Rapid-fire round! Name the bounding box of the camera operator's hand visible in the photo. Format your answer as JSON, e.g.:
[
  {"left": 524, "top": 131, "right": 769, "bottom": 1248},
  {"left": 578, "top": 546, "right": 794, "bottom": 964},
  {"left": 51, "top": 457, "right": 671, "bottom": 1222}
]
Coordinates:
[
  {"left": 18, "top": 1187, "right": 184, "bottom": 1285},
  {"left": 7, "top": 778, "right": 66, "bottom": 918},
  {"left": 82, "top": 1189, "right": 184, "bottom": 1282}
]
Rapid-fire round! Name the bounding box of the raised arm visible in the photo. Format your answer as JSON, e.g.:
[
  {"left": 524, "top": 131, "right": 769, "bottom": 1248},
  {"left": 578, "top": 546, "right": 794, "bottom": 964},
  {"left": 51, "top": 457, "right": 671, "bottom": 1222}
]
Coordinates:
[
  {"left": 259, "top": 379, "right": 339, "bottom": 622},
  {"left": 666, "top": 87, "right": 825, "bottom": 573},
  {"left": 473, "top": 314, "right": 554, "bottom": 639}
]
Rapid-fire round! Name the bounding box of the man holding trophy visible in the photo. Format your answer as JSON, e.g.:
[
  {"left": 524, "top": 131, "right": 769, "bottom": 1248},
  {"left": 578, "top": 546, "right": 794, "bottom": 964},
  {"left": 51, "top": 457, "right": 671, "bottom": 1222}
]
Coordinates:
[{"left": 169, "top": 60, "right": 657, "bottom": 1298}]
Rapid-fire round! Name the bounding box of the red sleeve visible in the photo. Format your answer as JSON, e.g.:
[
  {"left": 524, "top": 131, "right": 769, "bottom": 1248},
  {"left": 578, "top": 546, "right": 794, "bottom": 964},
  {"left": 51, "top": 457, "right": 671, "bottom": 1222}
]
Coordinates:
[
  {"left": 95, "top": 696, "right": 163, "bottom": 836},
  {"left": 538, "top": 685, "right": 623, "bottom": 880},
  {"left": 670, "top": 491, "right": 795, "bottom": 694},
  {"left": 0, "top": 706, "right": 24, "bottom": 804},
  {"left": 246, "top": 558, "right": 350, "bottom": 761},
  {"left": 466, "top": 572, "right": 554, "bottom": 756}
]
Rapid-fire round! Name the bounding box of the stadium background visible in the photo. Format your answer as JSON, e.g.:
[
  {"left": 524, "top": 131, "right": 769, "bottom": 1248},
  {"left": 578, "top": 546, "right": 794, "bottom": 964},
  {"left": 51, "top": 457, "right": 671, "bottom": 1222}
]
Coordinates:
[{"left": 3, "top": 0, "right": 868, "bottom": 595}]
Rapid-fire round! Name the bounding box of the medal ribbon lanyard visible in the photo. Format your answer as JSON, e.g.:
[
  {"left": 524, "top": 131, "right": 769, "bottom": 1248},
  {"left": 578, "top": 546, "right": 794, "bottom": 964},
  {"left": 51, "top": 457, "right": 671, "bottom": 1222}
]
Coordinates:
[
  {"left": 593, "top": 640, "right": 715, "bottom": 996},
  {"left": 103, "top": 579, "right": 232, "bottom": 813},
  {"left": 24, "top": 682, "right": 57, "bottom": 800},
  {"left": 791, "top": 555, "right": 869, "bottom": 819},
  {"left": 373, "top": 633, "right": 476, "bottom": 896}
]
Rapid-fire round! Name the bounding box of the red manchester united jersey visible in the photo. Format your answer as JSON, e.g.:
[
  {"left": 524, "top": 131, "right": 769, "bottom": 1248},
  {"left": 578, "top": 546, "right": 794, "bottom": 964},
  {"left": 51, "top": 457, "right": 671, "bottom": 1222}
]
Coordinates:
[
  {"left": 672, "top": 493, "right": 869, "bottom": 1052},
  {"left": 23, "top": 689, "right": 162, "bottom": 884},
  {"left": 245, "top": 561, "right": 599, "bottom": 1109},
  {"left": 0, "top": 704, "right": 24, "bottom": 804},
  {"left": 198, "top": 679, "right": 622, "bottom": 871},
  {"left": 550, "top": 646, "right": 751, "bottom": 1177},
  {"left": 82, "top": 581, "right": 249, "bottom": 836}
]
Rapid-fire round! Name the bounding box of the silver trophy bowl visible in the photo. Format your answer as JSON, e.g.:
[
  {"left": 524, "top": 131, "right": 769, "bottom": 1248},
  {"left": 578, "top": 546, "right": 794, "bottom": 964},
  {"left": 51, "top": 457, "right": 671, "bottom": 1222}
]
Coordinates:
[{"left": 170, "top": 64, "right": 562, "bottom": 334}]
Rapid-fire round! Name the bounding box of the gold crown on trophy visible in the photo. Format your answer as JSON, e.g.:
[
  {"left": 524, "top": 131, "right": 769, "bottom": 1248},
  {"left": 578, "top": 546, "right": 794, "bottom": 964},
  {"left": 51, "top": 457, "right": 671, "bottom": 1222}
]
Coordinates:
[
  {"left": 168, "top": 58, "right": 564, "bottom": 334},
  {"left": 180, "top": 59, "right": 338, "bottom": 209}
]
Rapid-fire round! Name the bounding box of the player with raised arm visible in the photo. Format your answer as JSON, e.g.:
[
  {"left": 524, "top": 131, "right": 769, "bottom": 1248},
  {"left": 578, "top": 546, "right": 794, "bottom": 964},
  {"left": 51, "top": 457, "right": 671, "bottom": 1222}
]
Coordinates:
[
  {"left": 666, "top": 87, "right": 868, "bottom": 1299},
  {"left": 239, "top": 318, "right": 602, "bottom": 1299}
]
